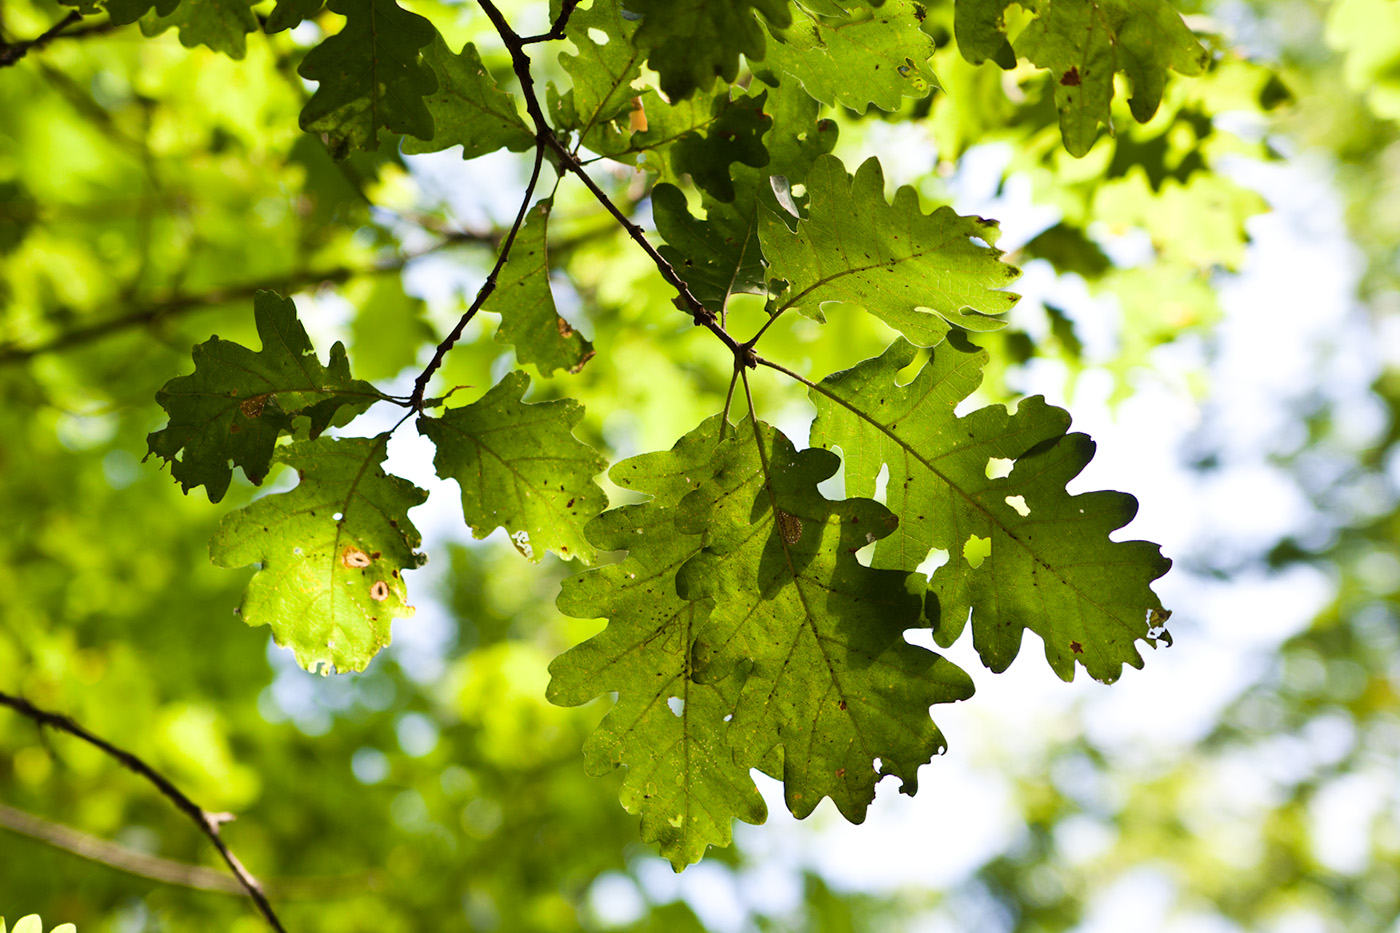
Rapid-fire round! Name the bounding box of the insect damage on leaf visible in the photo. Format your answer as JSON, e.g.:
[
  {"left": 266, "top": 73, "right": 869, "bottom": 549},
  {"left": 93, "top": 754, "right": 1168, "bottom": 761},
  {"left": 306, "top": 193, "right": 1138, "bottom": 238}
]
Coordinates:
[{"left": 210, "top": 434, "right": 427, "bottom": 675}]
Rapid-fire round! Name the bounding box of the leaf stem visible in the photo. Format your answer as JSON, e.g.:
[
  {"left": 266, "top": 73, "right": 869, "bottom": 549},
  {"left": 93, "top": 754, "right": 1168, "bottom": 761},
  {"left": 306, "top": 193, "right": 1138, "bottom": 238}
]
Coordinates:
[{"left": 0, "top": 690, "right": 287, "bottom": 932}]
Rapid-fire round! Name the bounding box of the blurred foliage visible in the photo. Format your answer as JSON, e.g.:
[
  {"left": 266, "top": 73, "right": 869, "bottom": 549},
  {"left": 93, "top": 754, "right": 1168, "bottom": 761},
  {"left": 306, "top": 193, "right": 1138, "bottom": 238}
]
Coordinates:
[{"left": 0, "top": 0, "right": 1395, "bottom": 929}]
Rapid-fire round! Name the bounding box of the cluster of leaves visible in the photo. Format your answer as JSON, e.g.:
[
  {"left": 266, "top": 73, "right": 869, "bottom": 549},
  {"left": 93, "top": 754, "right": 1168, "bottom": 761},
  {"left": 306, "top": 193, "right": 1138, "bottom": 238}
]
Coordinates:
[{"left": 122, "top": 0, "right": 1187, "bottom": 869}]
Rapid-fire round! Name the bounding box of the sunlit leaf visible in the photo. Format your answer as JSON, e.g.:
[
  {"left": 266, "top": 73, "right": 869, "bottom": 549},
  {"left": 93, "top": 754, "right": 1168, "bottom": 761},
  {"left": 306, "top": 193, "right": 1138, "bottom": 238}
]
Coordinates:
[
  {"left": 550, "top": 416, "right": 766, "bottom": 869},
  {"left": 760, "top": 155, "right": 1020, "bottom": 346},
  {"left": 417, "top": 371, "right": 607, "bottom": 562},
  {"left": 210, "top": 434, "right": 427, "bottom": 674},
  {"left": 676, "top": 418, "right": 975, "bottom": 821},
  {"left": 401, "top": 36, "right": 535, "bottom": 160},
  {"left": 809, "top": 337, "right": 1172, "bottom": 683}
]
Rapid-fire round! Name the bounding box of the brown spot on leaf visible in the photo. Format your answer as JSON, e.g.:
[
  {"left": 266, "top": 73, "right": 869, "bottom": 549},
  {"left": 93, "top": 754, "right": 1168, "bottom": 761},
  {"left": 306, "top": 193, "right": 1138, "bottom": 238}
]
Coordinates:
[
  {"left": 229, "top": 423, "right": 241, "bottom": 434},
  {"left": 369, "top": 580, "right": 390, "bottom": 601},
  {"left": 569, "top": 349, "right": 597, "bottom": 374},
  {"left": 835, "top": 767, "right": 846, "bottom": 778},
  {"left": 556, "top": 317, "right": 575, "bottom": 338},
  {"left": 342, "top": 547, "right": 372, "bottom": 568},
  {"left": 240, "top": 394, "right": 269, "bottom": 418},
  {"left": 839, "top": 699, "right": 847, "bottom": 710},
  {"left": 1061, "top": 67, "right": 1081, "bottom": 86},
  {"left": 1070, "top": 641, "right": 1084, "bottom": 654},
  {"left": 775, "top": 509, "right": 803, "bottom": 545}
]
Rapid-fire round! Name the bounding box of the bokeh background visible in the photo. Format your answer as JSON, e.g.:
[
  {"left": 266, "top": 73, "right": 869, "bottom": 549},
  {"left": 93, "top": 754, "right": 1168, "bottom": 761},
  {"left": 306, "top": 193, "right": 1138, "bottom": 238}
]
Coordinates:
[{"left": 1, "top": 0, "right": 1398, "bottom": 930}]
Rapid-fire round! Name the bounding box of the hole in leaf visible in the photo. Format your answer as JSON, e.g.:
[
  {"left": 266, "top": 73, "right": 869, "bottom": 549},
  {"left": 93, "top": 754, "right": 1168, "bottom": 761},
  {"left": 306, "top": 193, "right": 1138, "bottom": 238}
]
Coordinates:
[
  {"left": 723, "top": 714, "right": 732, "bottom": 722},
  {"left": 872, "top": 757, "right": 883, "bottom": 772},
  {"left": 915, "top": 546, "right": 949, "bottom": 579},
  {"left": 873, "top": 463, "right": 890, "bottom": 504},
  {"left": 333, "top": 511, "right": 344, "bottom": 521},
  {"left": 790, "top": 183, "right": 807, "bottom": 199},
  {"left": 985, "top": 457, "right": 1014, "bottom": 479},
  {"left": 963, "top": 534, "right": 991, "bottom": 569},
  {"left": 587, "top": 27, "right": 609, "bottom": 45},
  {"left": 667, "top": 697, "right": 685, "bottom": 717},
  {"left": 1005, "top": 495, "right": 1030, "bottom": 517}
]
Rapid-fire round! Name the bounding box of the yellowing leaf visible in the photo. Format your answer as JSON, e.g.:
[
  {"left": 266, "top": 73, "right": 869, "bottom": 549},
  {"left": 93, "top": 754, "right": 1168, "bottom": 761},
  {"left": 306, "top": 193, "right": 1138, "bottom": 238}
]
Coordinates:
[{"left": 210, "top": 435, "right": 427, "bottom": 674}]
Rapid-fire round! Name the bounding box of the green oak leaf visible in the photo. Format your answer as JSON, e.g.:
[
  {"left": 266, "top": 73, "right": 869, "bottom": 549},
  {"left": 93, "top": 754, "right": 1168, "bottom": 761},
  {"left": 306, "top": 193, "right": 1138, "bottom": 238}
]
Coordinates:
[
  {"left": 139, "top": 0, "right": 257, "bottom": 58},
  {"left": 760, "top": 154, "right": 1020, "bottom": 346},
  {"left": 669, "top": 92, "right": 771, "bottom": 203},
  {"left": 98, "top": 0, "right": 176, "bottom": 26},
  {"left": 549, "top": 0, "right": 643, "bottom": 148},
  {"left": 401, "top": 36, "right": 535, "bottom": 160},
  {"left": 210, "top": 435, "right": 427, "bottom": 675},
  {"left": 417, "top": 371, "right": 607, "bottom": 563},
  {"left": 147, "top": 291, "right": 381, "bottom": 504},
  {"left": 954, "top": 0, "right": 1017, "bottom": 68},
  {"left": 265, "top": 0, "right": 322, "bottom": 32},
  {"left": 486, "top": 199, "right": 595, "bottom": 376},
  {"left": 676, "top": 418, "right": 975, "bottom": 822},
  {"left": 653, "top": 81, "right": 838, "bottom": 315},
  {"left": 764, "top": 1, "right": 939, "bottom": 114},
  {"left": 550, "top": 416, "right": 767, "bottom": 869},
  {"left": 627, "top": 0, "right": 792, "bottom": 101},
  {"left": 297, "top": 0, "right": 439, "bottom": 160},
  {"left": 1017, "top": 0, "right": 1209, "bottom": 157},
  {"left": 808, "top": 337, "right": 1172, "bottom": 683}
]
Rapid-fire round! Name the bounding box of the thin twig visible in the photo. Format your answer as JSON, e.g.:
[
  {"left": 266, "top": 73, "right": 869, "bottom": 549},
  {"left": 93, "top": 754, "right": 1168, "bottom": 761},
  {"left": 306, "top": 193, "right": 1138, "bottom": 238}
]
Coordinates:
[
  {"left": 0, "top": 12, "right": 120, "bottom": 67},
  {"left": 410, "top": 142, "right": 547, "bottom": 409},
  {"left": 0, "top": 803, "right": 373, "bottom": 898},
  {"left": 519, "top": 0, "right": 580, "bottom": 44},
  {"left": 0, "top": 691, "right": 286, "bottom": 931},
  {"left": 475, "top": 0, "right": 750, "bottom": 365}
]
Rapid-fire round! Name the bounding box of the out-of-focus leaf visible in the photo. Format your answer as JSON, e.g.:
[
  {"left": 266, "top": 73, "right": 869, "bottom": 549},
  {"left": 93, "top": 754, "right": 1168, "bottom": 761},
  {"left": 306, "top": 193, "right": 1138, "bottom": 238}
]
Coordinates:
[
  {"left": 297, "top": 0, "right": 439, "bottom": 159},
  {"left": 147, "top": 291, "right": 381, "bottom": 503},
  {"left": 139, "top": 0, "right": 257, "bottom": 58},
  {"left": 760, "top": 155, "right": 1020, "bottom": 345},
  {"left": 210, "top": 435, "right": 427, "bottom": 674},
  {"left": 417, "top": 371, "right": 607, "bottom": 562}
]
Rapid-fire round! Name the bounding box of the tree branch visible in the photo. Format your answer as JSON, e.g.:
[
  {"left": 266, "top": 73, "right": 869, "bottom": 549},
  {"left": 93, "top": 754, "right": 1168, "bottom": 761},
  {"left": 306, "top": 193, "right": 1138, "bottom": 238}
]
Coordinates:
[
  {"left": 520, "top": 0, "right": 580, "bottom": 44},
  {"left": 410, "top": 142, "right": 548, "bottom": 409},
  {"left": 0, "top": 803, "right": 376, "bottom": 899},
  {"left": 0, "top": 12, "right": 120, "bottom": 68},
  {"left": 475, "top": 0, "right": 749, "bottom": 365},
  {"left": 0, "top": 232, "right": 488, "bottom": 366},
  {"left": 0, "top": 690, "right": 287, "bottom": 932}
]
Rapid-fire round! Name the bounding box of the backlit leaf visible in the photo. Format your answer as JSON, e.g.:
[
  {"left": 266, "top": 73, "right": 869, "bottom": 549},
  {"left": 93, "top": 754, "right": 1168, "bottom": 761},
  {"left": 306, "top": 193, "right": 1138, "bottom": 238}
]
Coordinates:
[
  {"left": 401, "top": 36, "right": 535, "bottom": 160},
  {"left": 417, "top": 371, "right": 607, "bottom": 562},
  {"left": 763, "top": 1, "right": 939, "bottom": 114},
  {"left": 550, "top": 416, "right": 766, "bottom": 869},
  {"left": 1017, "top": 0, "right": 1209, "bottom": 156},
  {"left": 676, "top": 418, "right": 975, "bottom": 821},
  {"left": 809, "top": 337, "right": 1172, "bottom": 683},
  {"left": 147, "top": 291, "right": 381, "bottom": 503},
  {"left": 138, "top": 0, "right": 257, "bottom": 58},
  {"left": 486, "top": 199, "right": 595, "bottom": 376},
  {"left": 626, "top": 0, "right": 792, "bottom": 101},
  {"left": 210, "top": 434, "right": 427, "bottom": 674},
  {"left": 760, "top": 155, "right": 1020, "bottom": 346},
  {"left": 297, "top": 0, "right": 439, "bottom": 159}
]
